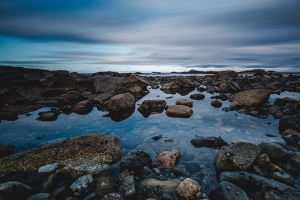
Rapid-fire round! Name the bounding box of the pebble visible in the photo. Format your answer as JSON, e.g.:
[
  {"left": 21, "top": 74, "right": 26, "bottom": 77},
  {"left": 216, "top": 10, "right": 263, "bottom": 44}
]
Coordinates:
[{"left": 38, "top": 163, "right": 60, "bottom": 175}]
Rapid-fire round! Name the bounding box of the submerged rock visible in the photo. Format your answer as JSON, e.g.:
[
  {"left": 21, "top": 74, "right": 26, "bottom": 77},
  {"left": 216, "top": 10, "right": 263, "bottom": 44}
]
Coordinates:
[
  {"left": 0, "top": 181, "right": 34, "bottom": 200},
  {"left": 142, "top": 178, "right": 181, "bottom": 192},
  {"left": 190, "top": 136, "right": 228, "bottom": 149},
  {"left": 190, "top": 93, "right": 205, "bottom": 100},
  {"left": 211, "top": 100, "right": 222, "bottom": 108},
  {"left": 95, "top": 177, "right": 117, "bottom": 197},
  {"left": 0, "top": 134, "right": 122, "bottom": 173},
  {"left": 37, "top": 112, "right": 58, "bottom": 121},
  {"left": 102, "top": 193, "right": 124, "bottom": 200},
  {"left": 155, "top": 150, "right": 181, "bottom": 169},
  {"left": 166, "top": 105, "right": 193, "bottom": 118},
  {"left": 176, "top": 178, "right": 201, "bottom": 199},
  {"left": 26, "top": 193, "right": 54, "bottom": 200},
  {"left": 118, "top": 175, "right": 136, "bottom": 199},
  {"left": 209, "top": 181, "right": 248, "bottom": 200},
  {"left": 120, "top": 150, "right": 152, "bottom": 170},
  {"left": 230, "top": 89, "right": 271, "bottom": 106}
]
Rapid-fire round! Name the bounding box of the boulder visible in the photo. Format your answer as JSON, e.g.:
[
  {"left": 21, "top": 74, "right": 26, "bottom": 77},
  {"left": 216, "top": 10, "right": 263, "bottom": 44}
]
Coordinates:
[
  {"left": 287, "top": 151, "right": 300, "bottom": 167},
  {"left": 42, "top": 72, "right": 76, "bottom": 88},
  {"left": 91, "top": 92, "right": 113, "bottom": 104},
  {"left": 121, "top": 75, "right": 149, "bottom": 89},
  {"left": 0, "top": 134, "right": 122, "bottom": 173},
  {"left": 166, "top": 105, "right": 193, "bottom": 118},
  {"left": 160, "top": 82, "right": 179, "bottom": 90},
  {"left": 258, "top": 142, "right": 287, "bottom": 162},
  {"left": 73, "top": 100, "right": 93, "bottom": 115},
  {"left": 176, "top": 178, "right": 201, "bottom": 199},
  {"left": 215, "top": 71, "right": 239, "bottom": 79},
  {"left": 279, "top": 115, "right": 300, "bottom": 133},
  {"left": 214, "top": 142, "right": 261, "bottom": 171},
  {"left": 176, "top": 76, "right": 195, "bottom": 88},
  {"left": 107, "top": 93, "right": 135, "bottom": 111},
  {"left": 190, "top": 93, "right": 205, "bottom": 100},
  {"left": 142, "top": 178, "right": 181, "bottom": 193},
  {"left": 94, "top": 76, "right": 123, "bottom": 94},
  {"left": 155, "top": 150, "right": 181, "bottom": 169},
  {"left": 138, "top": 100, "right": 166, "bottom": 118},
  {"left": 230, "top": 89, "right": 271, "bottom": 106},
  {"left": 120, "top": 150, "right": 152, "bottom": 170},
  {"left": 175, "top": 99, "right": 193, "bottom": 108},
  {"left": 209, "top": 181, "right": 248, "bottom": 200},
  {"left": 219, "top": 80, "right": 241, "bottom": 93},
  {"left": 70, "top": 174, "right": 93, "bottom": 196},
  {"left": 190, "top": 136, "right": 228, "bottom": 149},
  {"left": 0, "top": 181, "right": 34, "bottom": 200},
  {"left": 95, "top": 177, "right": 117, "bottom": 197}
]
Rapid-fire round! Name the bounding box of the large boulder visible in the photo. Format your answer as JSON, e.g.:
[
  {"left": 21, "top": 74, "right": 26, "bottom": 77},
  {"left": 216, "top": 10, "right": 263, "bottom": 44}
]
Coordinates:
[
  {"left": 121, "top": 75, "right": 149, "bottom": 89},
  {"left": 0, "top": 134, "right": 122, "bottom": 173},
  {"left": 166, "top": 105, "right": 193, "bottom": 118},
  {"left": 215, "top": 142, "right": 261, "bottom": 171},
  {"left": 230, "top": 89, "right": 271, "bottom": 106},
  {"left": 107, "top": 93, "right": 135, "bottom": 112},
  {"left": 219, "top": 80, "right": 241, "bottom": 93},
  {"left": 215, "top": 71, "right": 239, "bottom": 79},
  {"left": 94, "top": 76, "right": 123, "bottom": 94},
  {"left": 73, "top": 100, "right": 93, "bottom": 115}
]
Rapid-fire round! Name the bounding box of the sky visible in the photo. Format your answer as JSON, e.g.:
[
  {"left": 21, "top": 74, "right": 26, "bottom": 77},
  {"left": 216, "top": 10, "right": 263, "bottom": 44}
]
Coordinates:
[{"left": 0, "top": 0, "right": 300, "bottom": 73}]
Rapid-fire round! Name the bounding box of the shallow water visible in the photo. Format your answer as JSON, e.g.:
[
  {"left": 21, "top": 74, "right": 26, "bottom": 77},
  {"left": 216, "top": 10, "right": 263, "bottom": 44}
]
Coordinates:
[{"left": 1, "top": 87, "right": 300, "bottom": 193}]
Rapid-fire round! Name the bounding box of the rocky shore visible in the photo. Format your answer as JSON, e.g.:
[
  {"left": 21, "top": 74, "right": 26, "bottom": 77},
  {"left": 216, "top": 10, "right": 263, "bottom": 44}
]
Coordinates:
[{"left": 0, "top": 66, "right": 300, "bottom": 199}]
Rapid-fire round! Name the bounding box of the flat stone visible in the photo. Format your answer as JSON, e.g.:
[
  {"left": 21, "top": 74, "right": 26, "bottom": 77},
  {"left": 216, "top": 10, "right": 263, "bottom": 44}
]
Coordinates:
[
  {"left": 230, "top": 89, "right": 271, "bottom": 106},
  {"left": 190, "top": 136, "right": 228, "bottom": 149},
  {"left": 166, "top": 105, "right": 193, "bottom": 118},
  {"left": 142, "top": 178, "right": 182, "bottom": 192}
]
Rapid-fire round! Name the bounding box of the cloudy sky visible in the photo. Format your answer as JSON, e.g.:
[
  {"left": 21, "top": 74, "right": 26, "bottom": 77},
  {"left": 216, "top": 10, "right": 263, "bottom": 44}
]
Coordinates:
[{"left": 0, "top": 0, "right": 300, "bottom": 73}]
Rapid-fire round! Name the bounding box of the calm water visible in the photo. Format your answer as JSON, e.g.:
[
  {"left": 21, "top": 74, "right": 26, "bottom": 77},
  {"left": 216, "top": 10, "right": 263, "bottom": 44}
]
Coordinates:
[{"left": 1, "top": 86, "right": 300, "bottom": 192}]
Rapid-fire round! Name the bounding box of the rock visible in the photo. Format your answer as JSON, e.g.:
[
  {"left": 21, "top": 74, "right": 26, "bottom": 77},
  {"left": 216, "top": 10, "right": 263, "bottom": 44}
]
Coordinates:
[
  {"left": 118, "top": 175, "right": 136, "bottom": 199},
  {"left": 279, "top": 115, "right": 300, "bottom": 133},
  {"left": 258, "top": 142, "right": 287, "bottom": 162},
  {"left": 0, "top": 181, "right": 34, "bottom": 200},
  {"left": 52, "top": 184, "right": 68, "bottom": 199},
  {"left": 190, "top": 136, "right": 228, "bottom": 149},
  {"left": 26, "top": 193, "right": 54, "bottom": 200},
  {"left": 219, "top": 80, "right": 241, "bottom": 93},
  {"left": 73, "top": 100, "right": 93, "bottom": 115},
  {"left": 138, "top": 100, "right": 166, "bottom": 117},
  {"left": 107, "top": 93, "right": 135, "bottom": 111},
  {"left": 255, "top": 153, "right": 272, "bottom": 169},
  {"left": 230, "top": 89, "right": 271, "bottom": 106},
  {"left": 160, "top": 82, "right": 179, "bottom": 90},
  {"left": 142, "top": 178, "right": 182, "bottom": 192},
  {"left": 176, "top": 76, "right": 195, "bottom": 88},
  {"left": 155, "top": 150, "right": 181, "bottom": 169},
  {"left": 121, "top": 74, "right": 149, "bottom": 89},
  {"left": 38, "top": 163, "right": 60, "bottom": 176},
  {"left": 43, "top": 173, "right": 61, "bottom": 192},
  {"left": 214, "top": 142, "right": 261, "bottom": 171},
  {"left": 83, "top": 192, "right": 96, "bottom": 200},
  {"left": 102, "top": 193, "right": 124, "bottom": 200},
  {"left": 176, "top": 178, "right": 201, "bottom": 199},
  {"left": 274, "top": 97, "right": 298, "bottom": 106},
  {"left": 70, "top": 174, "right": 93, "bottom": 197},
  {"left": 173, "top": 165, "right": 189, "bottom": 176},
  {"left": 95, "top": 177, "right": 117, "bottom": 197},
  {"left": 120, "top": 150, "right": 152, "bottom": 170},
  {"left": 37, "top": 112, "right": 58, "bottom": 121},
  {"left": 109, "top": 108, "right": 135, "bottom": 122},
  {"left": 209, "top": 181, "right": 248, "bottom": 200},
  {"left": 215, "top": 71, "right": 238, "bottom": 79},
  {"left": 211, "top": 100, "right": 222, "bottom": 108},
  {"left": 0, "top": 134, "right": 122, "bottom": 173},
  {"left": 0, "top": 144, "right": 16, "bottom": 158},
  {"left": 175, "top": 99, "right": 193, "bottom": 108},
  {"left": 94, "top": 76, "right": 123, "bottom": 94},
  {"left": 127, "top": 86, "right": 146, "bottom": 98},
  {"left": 151, "top": 135, "right": 163, "bottom": 141},
  {"left": 166, "top": 105, "right": 193, "bottom": 118},
  {"left": 91, "top": 92, "right": 113, "bottom": 104},
  {"left": 190, "top": 93, "right": 205, "bottom": 100},
  {"left": 43, "top": 72, "right": 76, "bottom": 88},
  {"left": 268, "top": 172, "right": 294, "bottom": 185},
  {"left": 287, "top": 151, "right": 300, "bottom": 167},
  {"left": 61, "top": 158, "right": 110, "bottom": 180}
]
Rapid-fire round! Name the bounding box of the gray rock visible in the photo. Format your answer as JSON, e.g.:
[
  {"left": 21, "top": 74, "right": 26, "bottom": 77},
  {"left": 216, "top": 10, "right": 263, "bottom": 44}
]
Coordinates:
[
  {"left": 38, "top": 163, "right": 60, "bottom": 175},
  {"left": 118, "top": 175, "right": 136, "bottom": 199},
  {"left": 43, "top": 173, "right": 60, "bottom": 192},
  {"left": 70, "top": 174, "right": 93, "bottom": 197},
  {"left": 268, "top": 172, "right": 294, "bottom": 185},
  {"left": 258, "top": 142, "right": 287, "bottom": 162},
  {"left": 95, "top": 177, "right": 117, "bottom": 197},
  {"left": 230, "top": 89, "right": 271, "bottom": 106},
  {"left": 51, "top": 184, "right": 69, "bottom": 200},
  {"left": 94, "top": 76, "right": 123, "bottom": 94},
  {"left": 211, "top": 100, "right": 222, "bottom": 108},
  {"left": 173, "top": 165, "right": 188, "bottom": 176},
  {"left": 26, "top": 193, "right": 54, "bottom": 200},
  {"left": 287, "top": 151, "right": 300, "bottom": 167},
  {"left": 120, "top": 150, "right": 152, "bottom": 170},
  {"left": 190, "top": 136, "right": 228, "bottom": 149},
  {"left": 83, "top": 192, "right": 96, "bottom": 200},
  {"left": 0, "top": 181, "right": 34, "bottom": 200},
  {"left": 209, "top": 181, "right": 248, "bottom": 200}
]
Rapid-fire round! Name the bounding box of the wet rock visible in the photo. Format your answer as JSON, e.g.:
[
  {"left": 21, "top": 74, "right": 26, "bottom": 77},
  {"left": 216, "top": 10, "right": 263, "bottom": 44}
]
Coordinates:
[
  {"left": 43, "top": 173, "right": 62, "bottom": 192},
  {"left": 52, "top": 184, "right": 68, "bottom": 199},
  {"left": 138, "top": 100, "right": 166, "bottom": 118},
  {"left": 211, "top": 100, "right": 222, "bottom": 108},
  {"left": 91, "top": 92, "right": 113, "bottom": 104},
  {"left": 190, "top": 136, "right": 228, "bottom": 149},
  {"left": 118, "top": 175, "right": 136, "bottom": 199},
  {"left": 155, "top": 150, "right": 181, "bottom": 169},
  {"left": 176, "top": 178, "right": 201, "bottom": 198},
  {"left": 190, "top": 93, "right": 205, "bottom": 100},
  {"left": 258, "top": 142, "right": 287, "bottom": 162},
  {"left": 160, "top": 82, "right": 178, "bottom": 90},
  {"left": 287, "top": 151, "right": 300, "bottom": 167},
  {"left": 107, "top": 93, "right": 135, "bottom": 111},
  {"left": 26, "top": 193, "right": 54, "bottom": 200},
  {"left": 175, "top": 99, "right": 193, "bottom": 108},
  {"left": 0, "top": 144, "right": 16, "bottom": 158},
  {"left": 83, "top": 192, "right": 96, "bottom": 200},
  {"left": 73, "top": 100, "right": 93, "bottom": 115},
  {"left": 38, "top": 163, "right": 60, "bottom": 176},
  {"left": 121, "top": 74, "right": 149, "bottom": 89},
  {"left": 109, "top": 108, "right": 135, "bottom": 122},
  {"left": 209, "top": 181, "right": 248, "bottom": 200},
  {"left": 102, "top": 193, "right": 124, "bottom": 200},
  {"left": 255, "top": 153, "right": 272, "bottom": 170},
  {"left": 173, "top": 165, "right": 189, "bottom": 176},
  {"left": 274, "top": 97, "right": 299, "bottom": 106},
  {"left": 166, "top": 105, "right": 193, "bottom": 118},
  {"left": 142, "top": 178, "right": 181, "bottom": 192},
  {"left": 161, "top": 193, "right": 173, "bottom": 200},
  {"left": 279, "top": 115, "right": 300, "bottom": 133},
  {"left": 37, "top": 112, "right": 58, "bottom": 121},
  {"left": 0, "top": 181, "right": 34, "bottom": 200},
  {"left": 230, "top": 89, "right": 271, "bottom": 106},
  {"left": 215, "top": 142, "right": 261, "bottom": 171},
  {"left": 120, "top": 150, "right": 152, "bottom": 170},
  {"left": 61, "top": 158, "right": 110, "bottom": 180},
  {"left": 268, "top": 172, "right": 294, "bottom": 185},
  {"left": 0, "top": 134, "right": 122, "bottom": 173},
  {"left": 176, "top": 76, "right": 195, "bottom": 88},
  {"left": 95, "top": 177, "right": 117, "bottom": 197},
  {"left": 94, "top": 76, "right": 123, "bottom": 94},
  {"left": 70, "top": 174, "right": 93, "bottom": 197}
]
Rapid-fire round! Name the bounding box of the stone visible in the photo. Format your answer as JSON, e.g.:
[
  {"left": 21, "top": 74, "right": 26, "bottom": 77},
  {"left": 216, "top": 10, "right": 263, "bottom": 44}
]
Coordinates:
[
  {"left": 209, "top": 181, "right": 248, "bottom": 200},
  {"left": 102, "top": 193, "right": 124, "bottom": 200},
  {"left": 37, "top": 112, "right": 58, "bottom": 121},
  {"left": 258, "top": 142, "right": 287, "bottom": 162},
  {"left": 142, "top": 178, "right": 181, "bottom": 192},
  {"left": 107, "top": 93, "right": 135, "bottom": 111},
  {"left": 155, "top": 150, "right": 181, "bottom": 169},
  {"left": 219, "top": 80, "right": 241, "bottom": 93},
  {"left": 118, "top": 175, "right": 136, "bottom": 199},
  {"left": 230, "top": 89, "right": 271, "bottom": 106},
  {"left": 0, "top": 181, "right": 34, "bottom": 200},
  {"left": 190, "top": 136, "right": 228, "bottom": 149},
  {"left": 94, "top": 76, "right": 123, "bottom": 94},
  {"left": 160, "top": 82, "right": 179, "bottom": 90},
  {"left": 43, "top": 173, "right": 61, "bottom": 192},
  {"left": 279, "top": 115, "right": 300, "bottom": 133},
  {"left": 173, "top": 165, "right": 189, "bottom": 176},
  {"left": 43, "top": 72, "right": 76, "bottom": 88},
  {"left": 190, "top": 93, "right": 205, "bottom": 100},
  {"left": 211, "top": 100, "right": 222, "bottom": 108},
  {"left": 121, "top": 74, "right": 149, "bottom": 89},
  {"left": 176, "top": 76, "right": 195, "bottom": 88},
  {"left": 287, "top": 151, "right": 300, "bottom": 167},
  {"left": 26, "top": 193, "right": 54, "bottom": 200},
  {"left": 38, "top": 163, "right": 60, "bottom": 176},
  {"left": 120, "top": 150, "right": 152, "bottom": 170},
  {"left": 70, "top": 174, "right": 93, "bottom": 197},
  {"left": 73, "top": 100, "right": 93, "bottom": 115},
  {"left": 83, "top": 192, "right": 96, "bottom": 200},
  {"left": 215, "top": 71, "right": 238, "bottom": 79},
  {"left": 166, "top": 105, "right": 193, "bottom": 118},
  {"left": 214, "top": 142, "right": 261, "bottom": 171},
  {"left": 52, "top": 184, "right": 68, "bottom": 199},
  {"left": 176, "top": 178, "right": 201, "bottom": 198},
  {"left": 91, "top": 92, "right": 113, "bottom": 104},
  {"left": 95, "top": 177, "right": 117, "bottom": 197},
  {"left": 0, "top": 144, "right": 16, "bottom": 158},
  {"left": 138, "top": 100, "right": 166, "bottom": 117},
  {"left": 0, "top": 134, "right": 122, "bottom": 173},
  {"left": 61, "top": 158, "right": 110, "bottom": 180},
  {"left": 255, "top": 153, "right": 272, "bottom": 169},
  {"left": 268, "top": 172, "right": 294, "bottom": 185},
  {"left": 175, "top": 99, "right": 193, "bottom": 108}
]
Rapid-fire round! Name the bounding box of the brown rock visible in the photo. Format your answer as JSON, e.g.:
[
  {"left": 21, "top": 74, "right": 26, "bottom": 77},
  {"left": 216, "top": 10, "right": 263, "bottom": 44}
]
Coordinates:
[
  {"left": 230, "top": 89, "right": 271, "bottom": 106},
  {"left": 283, "top": 129, "right": 300, "bottom": 138},
  {"left": 94, "top": 76, "right": 123, "bottom": 94},
  {"left": 176, "top": 178, "right": 201, "bottom": 198},
  {"left": 176, "top": 76, "right": 195, "bottom": 88},
  {"left": 107, "top": 93, "right": 135, "bottom": 111},
  {"left": 73, "top": 100, "right": 93, "bottom": 115},
  {"left": 215, "top": 71, "right": 238, "bottom": 79},
  {"left": 166, "top": 105, "right": 193, "bottom": 118},
  {"left": 43, "top": 72, "right": 76, "bottom": 88},
  {"left": 122, "top": 74, "right": 149, "bottom": 89},
  {"left": 155, "top": 150, "right": 181, "bottom": 169},
  {"left": 176, "top": 99, "right": 193, "bottom": 108}
]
